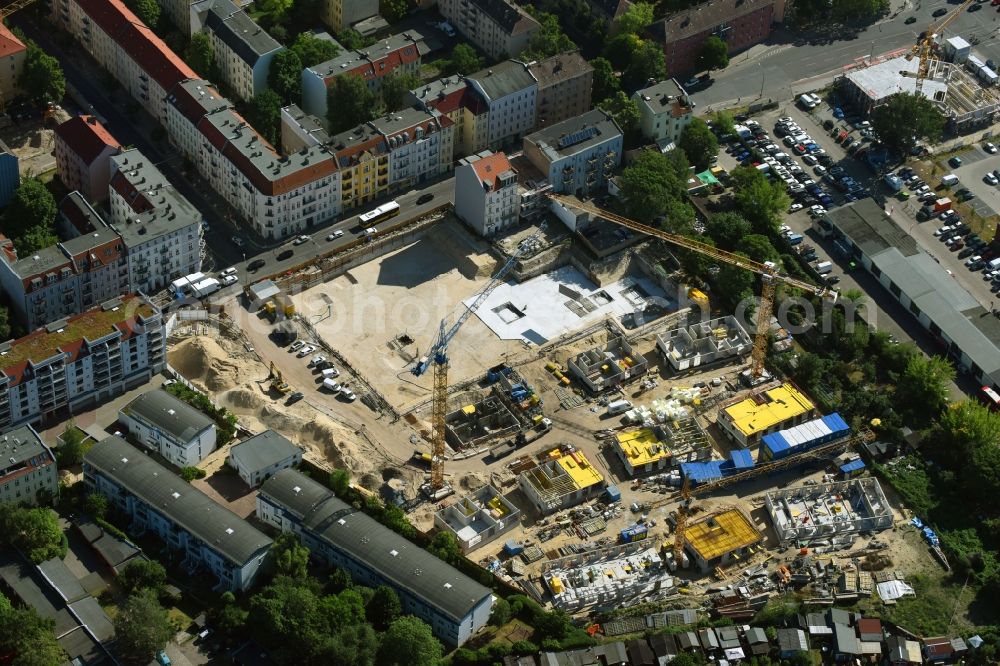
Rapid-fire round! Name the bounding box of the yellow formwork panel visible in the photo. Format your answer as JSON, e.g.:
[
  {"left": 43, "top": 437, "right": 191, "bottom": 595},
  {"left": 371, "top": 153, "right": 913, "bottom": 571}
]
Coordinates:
[
  {"left": 556, "top": 450, "right": 604, "bottom": 490},
  {"left": 615, "top": 429, "right": 668, "bottom": 466},
  {"left": 722, "top": 383, "right": 815, "bottom": 437},
  {"left": 685, "top": 509, "right": 762, "bottom": 563}
]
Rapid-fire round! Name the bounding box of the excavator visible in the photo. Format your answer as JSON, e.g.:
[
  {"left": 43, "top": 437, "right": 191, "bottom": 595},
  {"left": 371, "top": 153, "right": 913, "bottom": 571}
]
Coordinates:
[{"left": 268, "top": 361, "right": 291, "bottom": 394}]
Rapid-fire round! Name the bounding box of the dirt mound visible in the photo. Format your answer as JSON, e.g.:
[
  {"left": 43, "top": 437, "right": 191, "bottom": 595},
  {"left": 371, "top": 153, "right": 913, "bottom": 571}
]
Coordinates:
[
  {"left": 223, "top": 388, "right": 265, "bottom": 411},
  {"left": 459, "top": 472, "right": 487, "bottom": 492},
  {"left": 168, "top": 336, "right": 252, "bottom": 392}
]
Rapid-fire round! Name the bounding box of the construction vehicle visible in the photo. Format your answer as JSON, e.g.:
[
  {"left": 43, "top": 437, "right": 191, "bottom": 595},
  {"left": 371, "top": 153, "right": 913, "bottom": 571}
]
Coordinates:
[
  {"left": 904, "top": 0, "right": 974, "bottom": 97},
  {"left": 268, "top": 361, "right": 291, "bottom": 394},
  {"left": 549, "top": 196, "right": 835, "bottom": 381},
  {"left": 412, "top": 227, "right": 546, "bottom": 495},
  {"left": 263, "top": 293, "right": 295, "bottom": 321},
  {"left": 412, "top": 450, "right": 432, "bottom": 466}
]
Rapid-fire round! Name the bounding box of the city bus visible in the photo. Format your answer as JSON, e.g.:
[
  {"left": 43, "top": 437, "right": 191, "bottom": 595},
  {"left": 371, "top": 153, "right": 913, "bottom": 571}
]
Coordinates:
[
  {"left": 980, "top": 386, "right": 1000, "bottom": 412},
  {"left": 358, "top": 201, "right": 400, "bottom": 225}
]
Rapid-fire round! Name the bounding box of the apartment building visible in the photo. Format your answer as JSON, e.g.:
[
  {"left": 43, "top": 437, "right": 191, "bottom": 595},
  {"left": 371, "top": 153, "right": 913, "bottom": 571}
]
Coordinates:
[
  {"left": 523, "top": 109, "right": 623, "bottom": 197},
  {"left": 466, "top": 61, "right": 538, "bottom": 149},
  {"left": 0, "top": 140, "right": 16, "bottom": 207},
  {"left": 454, "top": 151, "right": 519, "bottom": 236},
  {"left": 633, "top": 78, "right": 694, "bottom": 147},
  {"left": 649, "top": 0, "right": 782, "bottom": 76},
  {"left": 53, "top": 115, "right": 122, "bottom": 204},
  {"left": 108, "top": 150, "right": 203, "bottom": 293},
  {"left": 0, "top": 295, "right": 165, "bottom": 430},
  {"left": 369, "top": 108, "right": 455, "bottom": 191},
  {"left": 0, "top": 23, "right": 26, "bottom": 104},
  {"left": 257, "top": 469, "right": 493, "bottom": 646},
  {"left": 84, "top": 437, "right": 272, "bottom": 592},
  {"left": 301, "top": 31, "right": 428, "bottom": 120},
  {"left": 228, "top": 429, "right": 301, "bottom": 487},
  {"left": 410, "top": 76, "right": 490, "bottom": 157},
  {"left": 165, "top": 79, "right": 340, "bottom": 240},
  {"left": 119, "top": 389, "right": 216, "bottom": 468},
  {"left": 438, "top": 0, "right": 539, "bottom": 61},
  {"left": 0, "top": 225, "right": 128, "bottom": 331},
  {"left": 279, "top": 104, "right": 331, "bottom": 154},
  {"left": 528, "top": 52, "right": 594, "bottom": 129},
  {"left": 52, "top": 0, "right": 197, "bottom": 125},
  {"left": 0, "top": 424, "right": 58, "bottom": 505},
  {"left": 203, "top": 0, "right": 284, "bottom": 101},
  {"left": 322, "top": 0, "right": 377, "bottom": 32}
]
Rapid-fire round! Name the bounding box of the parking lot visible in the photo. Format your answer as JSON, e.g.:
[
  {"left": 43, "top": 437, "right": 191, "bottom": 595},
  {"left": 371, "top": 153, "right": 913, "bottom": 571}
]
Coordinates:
[{"left": 947, "top": 146, "right": 1000, "bottom": 221}]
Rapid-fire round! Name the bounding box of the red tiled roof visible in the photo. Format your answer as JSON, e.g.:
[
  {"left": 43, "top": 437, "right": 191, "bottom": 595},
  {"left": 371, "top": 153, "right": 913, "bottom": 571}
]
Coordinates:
[
  {"left": 326, "top": 43, "right": 419, "bottom": 85},
  {"left": 74, "top": 0, "right": 196, "bottom": 90},
  {"left": 335, "top": 135, "right": 387, "bottom": 168},
  {"left": 109, "top": 171, "right": 154, "bottom": 214},
  {"left": 0, "top": 22, "right": 26, "bottom": 59},
  {"left": 471, "top": 152, "right": 513, "bottom": 189},
  {"left": 54, "top": 116, "right": 122, "bottom": 166}
]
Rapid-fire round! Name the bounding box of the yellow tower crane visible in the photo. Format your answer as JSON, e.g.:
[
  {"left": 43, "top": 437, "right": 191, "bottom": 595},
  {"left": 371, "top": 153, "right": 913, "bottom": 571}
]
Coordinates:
[{"left": 905, "top": 0, "right": 974, "bottom": 96}]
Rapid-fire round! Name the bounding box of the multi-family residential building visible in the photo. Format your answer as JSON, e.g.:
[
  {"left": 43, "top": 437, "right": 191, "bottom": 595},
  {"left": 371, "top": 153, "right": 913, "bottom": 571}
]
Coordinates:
[
  {"left": 158, "top": 0, "right": 250, "bottom": 34},
  {"left": 438, "top": 0, "right": 539, "bottom": 61},
  {"left": 369, "top": 109, "right": 455, "bottom": 191},
  {"left": 84, "top": 436, "right": 272, "bottom": 591},
  {"left": 0, "top": 294, "right": 165, "bottom": 430},
  {"left": 0, "top": 424, "right": 58, "bottom": 505},
  {"left": 649, "top": 0, "right": 783, "bottom": 76},
  {"left": 0, "top": 139, "right": 17, "bottom": 207},
  {"left": 165, "top": 79, "right": 341, "bottom": 240},
  {"left": 257, "top": 469, "right": 493, "bottom": 646},
  {"left": 633, "top": 78, "right": 694, "bottom": 147},
  {"left": 52, "top": 0, "right": 197, "bottom": 125},
  {"left": 0, "top": 225, "right": 128, "bottom": 331},
  {"left": 454, "top": 151, "right": 519, "bottom": 237},
  {"left": 466, "top": 61, "right": 538, "bottom": 149},
  {"left": 301, "top": 31, "right": 428, "bottom": 121},
  {"left": 410, "top": 76, "right": 490, "bottom": 157},
  {"left": 203, "top": 0, "right": 284, "bottom": 101},
  {"left": 119, "top": 389, "right": 217, "bottom": 468},
  {"left": 107, "top": 149, "right": 203, "bottom": 293},
  {"left": 279, "top": 104, "right": 331, "bottom": 154},
  {"left": 328, "top": 122, "right": 390, "bottom": 210},
  {"left": 0, "top": 23, "right": 26, "bottom": 104},
  {"left": 228, "top": 430, "right": 301, "bottom": 487},
  {"left": 322, "top": 0, "right": 377, "bottom": 32},
  {"left": 523, "top": 109, "right": 623, "bottom": 197},
  {"left": 527, "top": 52, "right": 594, "bottom": 129},
  {"left": 53, "top": 116, "right": 122, "bottom": 204}
]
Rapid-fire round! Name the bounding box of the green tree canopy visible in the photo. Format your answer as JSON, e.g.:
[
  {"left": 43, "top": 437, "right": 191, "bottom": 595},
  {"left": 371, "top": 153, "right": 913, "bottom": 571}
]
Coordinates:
[
  {"left": 597, "top": 90, "right": 640, "bottom": 134},
  {"left": 83, "top": 492, "right": 108, "bottom": 520},
  {"left": 617, "top": 149, "right": 690, "bottom": 226},
  {"left": 730, "top": 166, "right": 790, "bottom": 235},
  {"left": 380, "top": 0, "right": 408, "bottom": 22},
  {"left": 871, "top": 92, "right": 945, "bottom": 156},
  {"left": 326, "top": 73, "right": 380, "bottom": 133},
  {"left": 184, "top": 33, "right": 215, "bottom": 78},
  {"left": 272, "top": 532, "right": 309, "bottom": 579},
  {"left": 697, "top": 35, "right": 729, "bottom": 71},
  {"left": 894, "top": 355, "right": 955, "bottom": 427},
  {"left": 376, "top": 616, "right": 443, "bottom": 666},
  {"left": 290, "top": 33, "right": 339, "bottom": 68},
  {"left": 623, "top": 39, "right": 666, "bottom": 91},
  {"left": 7, "top": 178, "right": 57, "bottom": 240},
  {"left": 117, "top": 558, "right": 167, "bottom": 595},
  {"left": 714, "top": 253, "right": 756, "bottom": 306},
  {"left": 256, "top": 0, "right": 293, "bottom": 22},
  {"left": 0, "top": 505, "right": 64, "bottom": 563},
  {"left": 380, "top": 72, "right": 420, "bottom": 112},
  {"left": 705, "top": 211, "right": 751, "bottom": 250},
  {"left": 56, "top": 426, "right": 85, "bottom": 467},
  {"left": 450, "top": 43, "right": 483, "bottom": 75},
  {"left": 19, "top": 43, "right": 66, "bottom": 107},
  {"left": 602, "top": 32, "right": 641, "bottom": 71},
  {"left": 366, "top": 585, "right": 401, "bottom": 630},
  {"left": 678, "top": 117, "right": 719, "bottom": 170},
  {"left": 0, "top": 592, "right": 65, "bottom": 666},
  {"left": 336, "top": 29, "right": 373, "bottom": 51},
  {"left": 114, "top": 590, "right": 172, "bottom": 664},
  {"left": 268, "top": 49, "right": 303, "bottom": 103},
  {"left": 124, "top": 0, "right": 160, "bottom": 28},
  {"left": 831, "top": 0, "right": 889, "bottom": 21},
  {"left": 614, "top": 2, "right": 654, "bottom": 35},
  {"left": 735, "top": 234, "right": 781, "bottom": 264},
  {"left": 244, "top": 89, "right": 283, "bottom": 147},
  {"left": 590, "top": 57, "right": 620, "bottom": 103},
  {"left": 523, "top": 12, "right": 576, "bottom": 60},
  {"left": 0, "top": 305, "right": 9, "bottom": 341},
  {"left": 711, "top": 110, "right": 735, "bottom": 136},
  {"left": 329, "top": 468, "right": 351, "bottom": 496}
]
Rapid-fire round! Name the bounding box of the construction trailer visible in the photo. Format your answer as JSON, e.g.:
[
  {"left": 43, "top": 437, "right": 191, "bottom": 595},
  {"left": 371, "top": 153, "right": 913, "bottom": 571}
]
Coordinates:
[
  {"left": 683, "top": 509, "right": 763, "bottom": 574},
  {"left": 433, "top": 485, "right": 520, "bottom": 553},
  {"left": 656, "top": 315, "right": 753, "bottom": 372},
  {"left": 517, "top": 445, "right": 605, "bottom": 515},
  {"left": 764, "top": 477, "right": 893, "bottom": 546},
  {"left": 567, "top": 335, "right": 648, "bottom": 393}
]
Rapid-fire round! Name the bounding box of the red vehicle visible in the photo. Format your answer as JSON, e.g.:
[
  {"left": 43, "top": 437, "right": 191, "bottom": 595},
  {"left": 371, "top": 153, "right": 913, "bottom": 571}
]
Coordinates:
[{"left": 981, "top": 386, "right": 1000, "bottom": 412}]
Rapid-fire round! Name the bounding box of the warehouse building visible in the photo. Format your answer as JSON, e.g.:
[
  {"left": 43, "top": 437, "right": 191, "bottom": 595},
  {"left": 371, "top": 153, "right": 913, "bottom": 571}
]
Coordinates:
[
  {"left": 684, "top": 509, "right": 762, "bottom": 573},
  {"left": 716, "top": 383, "right": 816, "bottom": 447},
  {"left": 517, "top": 445, "right": 605, "bottom": 515},
  {"left": 434, "top": 485, "right": 520, "bottom": 553},
  {"left": 257, "top": 469, "right": 493, "bottom": 646}
]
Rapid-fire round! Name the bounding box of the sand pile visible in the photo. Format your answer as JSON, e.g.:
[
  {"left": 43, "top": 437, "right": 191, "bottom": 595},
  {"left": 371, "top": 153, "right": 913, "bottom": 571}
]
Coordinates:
[
  {"left": 168, "top": 336, "right": 254, "bottom": 392},
  {"left": 458, "top": 472, "right": 487, "bottom": 493},
  {"left": 222, "top": 388, "right": 265, "bottom": 412}
]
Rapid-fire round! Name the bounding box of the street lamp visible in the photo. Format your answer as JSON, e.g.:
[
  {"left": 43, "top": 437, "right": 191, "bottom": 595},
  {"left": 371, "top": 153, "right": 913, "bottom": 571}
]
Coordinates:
[{"left": 759, "top": 62, "right": 765, "bottom": 99}]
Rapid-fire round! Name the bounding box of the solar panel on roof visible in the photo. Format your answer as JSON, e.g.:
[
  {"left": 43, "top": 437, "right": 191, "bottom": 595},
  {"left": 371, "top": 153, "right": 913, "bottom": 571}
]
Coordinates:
[{"left": 557, "top": 126, "right": 598, "bottom": 150}]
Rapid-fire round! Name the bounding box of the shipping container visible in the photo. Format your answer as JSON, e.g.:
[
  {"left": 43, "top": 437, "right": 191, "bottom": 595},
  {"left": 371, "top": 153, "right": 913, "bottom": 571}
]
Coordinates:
[
  {"left": 759, "top": 413, "right": 850, "bottom": 461},
  {"left": 605, "top": 485, "right": 622, "bottom": 503},
  {"left": 933, "top": 197, "right": 952, "bottom": 213},
  {"left": 620, "top": 525, "right": 648, "bottom": 543},
  {"left": 503, "top": 539, "right": 524, "bottom": 556}
]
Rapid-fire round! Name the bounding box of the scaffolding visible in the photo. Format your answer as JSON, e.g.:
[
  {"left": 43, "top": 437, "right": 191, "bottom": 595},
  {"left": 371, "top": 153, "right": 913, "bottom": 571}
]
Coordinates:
[
  {"left": 541, "top": 546, "right": 677, "bottom": 612},
  {"left": 517, "top": 446, "right": 604, "bottom": 515},
  {"left": 764, "top": 477, "right": 893, "bottom": 546}
]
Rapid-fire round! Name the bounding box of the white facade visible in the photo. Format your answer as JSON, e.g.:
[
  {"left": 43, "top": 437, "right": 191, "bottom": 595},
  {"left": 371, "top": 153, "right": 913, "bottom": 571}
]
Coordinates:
[
  {"left": 454, "top": 151, "right": 519, "bottom": 236},
  {"left": 467, "top": 64, "right": 538, "bottom": 149},
  {"left": 0, "top": 424, "right": 58, "bottom": 505},
  {"left": 118, "top": 391, "right": 217, "bottom": 468},
  {"left": 633, "top": 79, "right": 694, "bottom": 145},
  {"left": 371, "top": 109, "right": 455, "bottom": 192},
  {"left": 523, "top": 109, "right": 624, "bottom": 197}
]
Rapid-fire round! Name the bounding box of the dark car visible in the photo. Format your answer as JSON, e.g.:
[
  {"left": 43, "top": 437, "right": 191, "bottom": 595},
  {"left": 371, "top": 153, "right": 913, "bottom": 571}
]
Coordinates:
[
  {"left": 949, "top": 156, "right": 963, "bottom": 168},
  {"left": 905, "top": 15, "right": 916, "bottom": 23},
  {"left": 286, "top": 392, "right": 304, "bottom": 405},
  {"left": 416, "top": 193, "right": 434, "bottom": 205},
  {"left": 277, "top": 249, "right": 294, "bottom": 260},
  {"left": 969, "top": 3, "right": 982, "bottom": 11},
  {"left": 247, "top": 258, "right": 265, "bottom": 272},
  {"left": 818, "top": 154, "right": 834, "bottom": 166},
  {"left": 933, "top": 7, "right": 947, "bottom": 16},
  {"left": 959, "top": 247, "right": 976, "bottom": 259},
  {"left": 823, "top": 119, "right": 835, "bottom": 130}
]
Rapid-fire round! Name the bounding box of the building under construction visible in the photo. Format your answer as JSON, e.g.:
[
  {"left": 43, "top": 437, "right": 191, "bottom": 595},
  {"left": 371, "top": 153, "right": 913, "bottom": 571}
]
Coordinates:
[
  {"left": 444, "top": 396, "right": 520, "bottom": 449},
  {"left": 764, "top": 478, "right": 893, "bottom": 547},
  {"left": 612, "top": 417, "right": 713, "bottom": 477},
  {"left": 716, "top": 382, "right": 817, "bottom": 448},
  {"left": 684, "top": 509, "right": 763, "bottom": 574},
  {"left": 568, "top": 335, "right": 648, "bottom": 394},
  {"left": 434, "top": 485, "right": 520, "bottom": 553},
  {"left": 656, "top": 315, "right": 752, "bottom": 372},
  {"left": 517, "top": 445, "right": 605, "bottom": 515}
]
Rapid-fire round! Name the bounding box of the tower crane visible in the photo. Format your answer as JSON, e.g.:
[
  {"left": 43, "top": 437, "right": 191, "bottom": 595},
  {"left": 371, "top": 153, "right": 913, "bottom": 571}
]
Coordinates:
[
  {"left": 412, "top": 228, "right": 545, "bottom": 493},
  {"left": 905, "top": 0, "right": 974, "bottom": 96},
  {"left": 548, "top": 195, "right": 836, "bottom": 380}
]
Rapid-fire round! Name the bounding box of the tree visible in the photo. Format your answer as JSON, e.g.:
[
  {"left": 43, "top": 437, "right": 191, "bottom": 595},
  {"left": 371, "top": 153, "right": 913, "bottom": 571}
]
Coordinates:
[
  {"left": 291, "top": 0, "right": 323, "bottom": 27},
  {"left": 326, "top": 73, "right": 379, "bottom": 133},
  {"left": 6, "top": 178, "right": 57, "bottom": 243},
  {"left": 0, "top": 505, "right": 65, "bottom": 563},
  {"left": 377, "top": 616, "right": 443, "bottom": 666},
  {"left": 597, "top": 91, "right": 640, "bottom": 134},
  {"left": 117, "top": 558, "right": 167, "bottom": 595},
  {"left": 697, "top": 35, "right": 729, "bottom": 71},
  {"left": 256, "top": 0, "right": 293, "bottom": 22},
  {"left": 114, "top": 591, "right": 172, "bottom": 664},
  {"left": 268, "top": 49, "right": 303, "bottom": 103},
  {"left": 380, "top": 0, "right": 408, "bottom": 23},
  {"left": 590, "top": 57, "right": 620, "bottom": 104},
  {"left": 380, "top": 72, "right": 420, "bottom": 112},
  {"left": 623, "top": 39, "right": 666, "bottom": 92},
  {"left": 215, "top": 603, "right": 249, "bottom": 636},
  {"left": 450, "top": 43, "right": 483, "bottom": 75},
  {"left": 179, "top": 466, "right": 206, "bottom": 482},
  {"left": 322, "top": 622, "right": 379, "bottom": 666},
  {"left": 0, "top": 305, "right": 9, "bottom": 341},
  {"left": 617, "top": 150, "right": 689, "bottom": 225},
  {"left": 705, "top": 211, "right": 751, "bottom": 250},
  {"left": 245, "top": 89, "right": 283, "bottom": 146},
  {"left": 678, "top": 117, "right": 719, "bottom": 170},
  {"left": 336, "top": 29, "right": 373, "bottom": 51},
  {"left": 489, "top": 596, "right": 512, "bottom": 626},
  {"left": 894, "top": 354, "right": 955, "bottom": 426},
  {"left": 329, "top": 469, "right": 351, "bottom": 497},
  {"left": 602, "top": 33, "right": 641, "bottom": 71},
  {"left": 614, "top": 1, "right": 654, "bottom": 35},
  {"left": 735, "top": 234, "right": 780, "bottom": 264},
  {"left": 366, "top": 585, "right": 401, "bottom": 630},
  {"left": 290, "top": 33, "right": 339, "bottom": 68},
  {"left": 272, "top": 533, "right": 309, "bottom": 579},
  {"left": 871, "top": 92, "right": 944, "bottom": 156},
  {"left": 831, "top": 0, "right": 889, "bottom": 21},
  {"left": 83, "top": 492, "right": 108, "bottom": 520},
  {"left": 184, "top": 33, "right": 214, "bottom": 78},
  {"left": 0, "top": 592, "right": 66, "bottom": 666},
  {"left": 523, "top": 12, "right": 576, "bottom": 61},
  {"left": 56, "top": 426, "right": 85, "bottom": 467},
  {"left": 124, "top": 0, "right": 160, "bottom": 28},
  {"left": 730, "top": 166, "right": 789, "bottom": 235},
  {"left": 712, "top": 110, "right": 735, "bottom": 136},
  {"left": 13, "top": 225, "right": 58, "bottom": 257},
  {"left": 19, "top": 44, "right": 65, "bottom": 107},
  {"left": 715, "top": 254, "right": 756, "bottom": 308}
]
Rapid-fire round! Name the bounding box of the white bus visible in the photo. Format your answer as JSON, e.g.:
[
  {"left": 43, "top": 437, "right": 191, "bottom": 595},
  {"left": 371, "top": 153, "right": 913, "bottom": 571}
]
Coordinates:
[{"left": 358, "top": 201, "right": 400, "bottom": 225}]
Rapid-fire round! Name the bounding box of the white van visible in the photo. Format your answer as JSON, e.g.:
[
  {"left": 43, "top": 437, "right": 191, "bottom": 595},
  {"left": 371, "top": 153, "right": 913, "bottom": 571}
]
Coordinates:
[
  {"left": 941, "top": 174, "right": 959, "bottom": 187},
  {"left": 606, "top": 399, "right": 633, "bottom": 416},
  {"left": 815, "top": 261, "right": 833, "bottom": 275}
]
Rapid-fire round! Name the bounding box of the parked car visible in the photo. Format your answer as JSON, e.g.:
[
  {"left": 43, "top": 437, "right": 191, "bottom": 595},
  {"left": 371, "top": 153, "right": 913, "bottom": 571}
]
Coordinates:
[
  {"left": 248, "top": 258, "right": 265, "bottom": 272},
  {"left": 277, "top": 249, "right": 293, "bottom": 260},
  {"left": 949, "top": 156, "right": 963, "bottom": 168},
  {"left": 289, "top": 340, "right": 305, "bottom": 352},
  {"left": 985, "top": 142, "right": 998, "bottom": 154},
  {"left": 293, "top": 235, "right": 311, "bottom": 245},
  {"left": 985, "top": 172, "right": 999, "bottom": 185},
  {"left": 221, "top": 275, "right": 238, "bottom": 286},
  {"left": 220, "top": 267, "right": 237, "bottom": 277},
  {"left": 287, "top": 391, "right": 305, "bottom": 404},
  {"left": 296, "top": 344, "right": 316, "bottom": 357},
  {"left": 308, "top": 355, "right": 326, "bottom": 368},
  {"left": 326, "top": 230, "right": 344, "bottom": 241}
]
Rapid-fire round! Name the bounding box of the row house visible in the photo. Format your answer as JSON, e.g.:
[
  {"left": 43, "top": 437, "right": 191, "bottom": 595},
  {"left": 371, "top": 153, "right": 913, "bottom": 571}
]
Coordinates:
[
  {"left": 53, "top": 115, "right": 122, "bottom": 204},
  {"left": 466, "top": 60, "right": 537, "bottom": 150},
  {"left": 52, "top": 0, "right": 197, "bottom": 125},
  {"left": 527, "top": 52, "right": 593, "bottom": 130},
  {"left": 202, "top": 0, "right": 284, "bottom": 101},
  {"left": 108, "top": 149, "right": 203, "bottom": 293},
  {"left": 437, "top": 0, "right": 539, "bottom": 61},
  {"left": 157, "top": 0, "right": 250, "bottom": 35},
  {"left": 301, "top": 30, "right": 428, "bottom": 121},
  {"left": 523, "top": 109, "right": 624, "bottom": 198},
  {"left": 0, "top": 294, "right": 165, "bottom": 430},
  {"left": 410, "top": 76, "right": 490, "bottom": 157},
  {"left": 369, "top": 109, "right": 455, "bottom": 192}
]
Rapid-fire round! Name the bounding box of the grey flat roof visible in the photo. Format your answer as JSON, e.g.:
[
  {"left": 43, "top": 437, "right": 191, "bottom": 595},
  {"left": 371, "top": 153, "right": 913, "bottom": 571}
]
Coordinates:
[
  {"left": 76, "top": 520, "right": 141, "bottom": 569},
  {"left": 120, "top": 389, "right": 215, "bottom": 442},
  {"left": 845, "top": 56, "right": 948, "bottom": 103},
  {"left": 777, "top": 627, "right": 809, "bottom": 652},
  {"left": 525, "top": 108, "right": 621, "bottom": 162},
  {"left": 468, "top": 60, "right": 536, "bottom": 101},
  {"left": 528, "top": 51, "right": 592, "bottom": 87},
  {"left": 633, "top": 78, "right": 692, "bottom": 116},
  {"left": 259, "top": 469, "right": 491, "bottom": 623},
  {"left": 59, "top": 625, "right": 112, "bottom": 665},
  {"left": 108, "top": 149, "right": 201, "bottom": 248},
  {"left": 205, "top": 0, "right": 282, "bottom": 65},
  {"left": 229, "top": 430, "right": 301, "bottom": 474},
  {"left": 68, "top": 596, "right": 115, "bottom": 642},
  {"left": 84, "top": 437, "right": 272, "bottom": 566},
  {"left": 8, "top": 245, "right": 69, "bottom": 279},
  {"left": 823, "top": 198, "right": 918, "bottom": 257},
  {"left": 0, "top": 424, "right": 53, "bottom": 475},
  {"left": 37, "top": 558, "right": 88, "bottom": 604},
  {"left": 0, "top": 554, "right": 78, "bottom": 635},
  {"left": 60, "top": 226, "right": 120, "bottom": 259}
]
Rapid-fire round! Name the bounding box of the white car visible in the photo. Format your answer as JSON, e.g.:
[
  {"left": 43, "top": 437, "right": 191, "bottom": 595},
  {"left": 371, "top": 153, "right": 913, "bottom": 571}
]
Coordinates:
[
  {"left": 326, "top": 230, "right": 344, "bottom": 241},
  {"left": 308, "top": 354, "right": 326, "bottom": 367},
  {"left": 231, "top": 235, "right": 244, "bottom": 247},
  {"left": 965, "top": 255, "right": 982, "bottom": 267},
  {"left": 296, "top": 344, "right": 316, "bottom": 357},
  {"left": 322, "top": 379, "right": 342, "bottom": 393},
  {"left": 220, "top": 267, "right": 237, "bottom": 277},
  {"left": 984, "top": 173, "right": 998, "bottom": 186},
  {"left": 933, "top": 225, "right": 950, "bottom": 236},
  {"left": 339, "top": 386, "right": 357, "bottom": 402},
  {"left": 985, "top": 142, "right": 997, "bottom": 154},
  {"left": 788, "top": 203, "right": 803, "bottom": 213},
  {"left": 321, "top": 367, "right": 340, "bottom": 378},
  {"left": 289, "top": 340, "right": 304, "bottom": 351},
  {"left": 814, "top": 165, "right": 827, "bottom": 176},
  {"left": 221, "top": 275, "right": 238, "bottom": 286},
  {"left": 802, "top": 154, "right": 817, "bottom": 166},
  {"left": 293, "top": 235, "right": 311, "bottom": 245}
]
